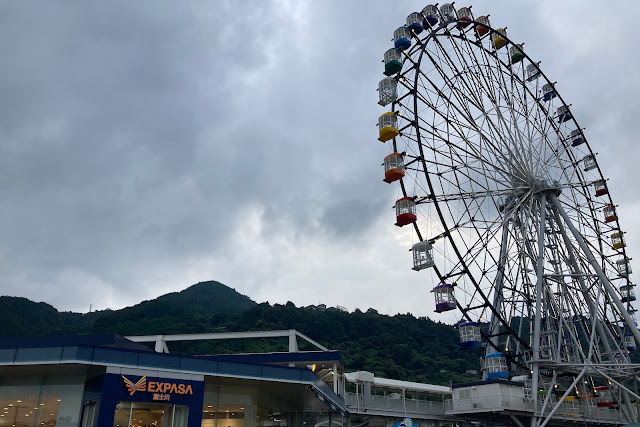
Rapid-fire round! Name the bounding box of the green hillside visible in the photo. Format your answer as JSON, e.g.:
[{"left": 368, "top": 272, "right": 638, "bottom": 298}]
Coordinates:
[{"left": 0, "top": 281, "right": 483, "bottom": 385}]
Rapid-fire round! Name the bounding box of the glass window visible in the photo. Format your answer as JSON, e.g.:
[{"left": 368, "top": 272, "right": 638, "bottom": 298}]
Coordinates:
[
  {"left": 0, "top": 375, "right": 85, "bottom": 427},
  {"left": 113, "top": 402, "right": 187, "bottom": 427}
]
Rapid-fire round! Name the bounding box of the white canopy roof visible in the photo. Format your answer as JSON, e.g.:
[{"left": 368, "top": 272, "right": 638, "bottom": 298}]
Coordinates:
[{"left": 344, "top": 371, "right": 451, "bottom": 395}]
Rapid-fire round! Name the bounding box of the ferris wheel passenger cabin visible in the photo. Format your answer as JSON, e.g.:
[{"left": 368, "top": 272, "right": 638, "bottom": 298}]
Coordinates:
[
  {"left": 475, "top": 16, "right": 490, "bottom": 38},
  {"left": 510, "top": 44, "right": 524, "bottom": 64},
  {"left": 484, "top": 353, "right": 509, "bottom": 379},
  {"left": 526, "top": 63, "right": 541, "bottom": 81},
  {"left": 570, "top": 129, "right": 584, "bottom": 146},
  {"left": 459, "top": 322, "right": 482, "bottom": 348},
  {"left": 583, "top": 155, "right": 596, "bottom": 171},
  {"left": 422, "top": 5, "right": 439, "bottom": 27},
  {"left": 378, "top": 112, "right": 399, "bottom": 142},
  {"left": 557, "top": 106, "right": 572, "bottom": 123},
  {"left": 603, "top": 205, "right": 617, "bottom": 223},
  {"left": 383, "top": 153, "right": 405, "bottom": 183},
  {"left": 594, "top": 179, "right": 608, "bottom": 197},
  {"left": 383, "top": 48, "right": 403, "bottom": 76},
  {"left": 624, "top": 330, "right": 636, "bottom": 351},
  {"left": 439, "top": 4, "right": 457, "bottom": 23},
  {"left": 491, "top": 28, "right": 508, "bottom": 50},
  {"left": 594, "top": 386, "right": 614, "bottom": 408},
  {"left": 456, "top": 7, "right": 472, "bottom": 29},
  {"left": 611, "top": 231, "right": 626, "bottom": 250},
  {"left": 394, "top": 27, "right": 412, "bottom": 50},
  {"left": 542, "top": 83, "right": 557, "bottom": 101},
  {"left": 378, "top": 77, "right": 398, "bottom": 106},
  {"left": 406, "top": 12, "right": 424, "bottom": 34},
  {"left": 411, "top": 240, "right": 434, "bottom": 270},
  {"left": 617, "top": 258, "right": 632, "bottom": 277},
  {"left": 620, "top": 284, "right": 635, "bottom": 302},
  {"left": 433, "top": 283, "right": 456, "bottom": 313},
  {"left": 395, "top": 197, "right": 417, "bottom": 227}
]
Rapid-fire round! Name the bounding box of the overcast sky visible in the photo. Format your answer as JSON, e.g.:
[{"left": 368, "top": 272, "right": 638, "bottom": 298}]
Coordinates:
[{"left": 0, "top": 1, "right": 638, "bottom": 319}]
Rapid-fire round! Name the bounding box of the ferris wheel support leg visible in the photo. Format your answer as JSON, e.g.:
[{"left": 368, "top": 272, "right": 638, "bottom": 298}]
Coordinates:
[
  {"left": 486, "top": 218, "right": 511, "bottom": 354},
  {"left": 549, "top": 194, "right": 640, "bottom": 345},
  {"left": 530, "top": 193, "right": 548, "bottom": 427},
  {"left": 550, "top": 210, "right": 617, "bottom": 359}
]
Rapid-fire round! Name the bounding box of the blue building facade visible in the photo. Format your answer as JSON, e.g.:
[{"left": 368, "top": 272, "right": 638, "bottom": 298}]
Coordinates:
[{"left": 0, "top": 335, "right": 345, "bottom": 427}]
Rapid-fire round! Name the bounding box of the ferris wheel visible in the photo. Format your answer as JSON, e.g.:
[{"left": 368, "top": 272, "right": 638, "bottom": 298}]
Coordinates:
[{"left": 377, "top": 4, "right": 638, "bottom": 426}]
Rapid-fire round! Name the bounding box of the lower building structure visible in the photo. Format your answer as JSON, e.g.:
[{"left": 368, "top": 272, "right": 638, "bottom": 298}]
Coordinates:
[{"left": 0, "top": 333, "right": 348, "bottom": 427}]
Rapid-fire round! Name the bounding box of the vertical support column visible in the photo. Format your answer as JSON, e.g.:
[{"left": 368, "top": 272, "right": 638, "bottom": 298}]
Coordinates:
[
  {"left": 155, "top": 335, "right": 164, "bottom": 353},
  {"left": 288, "top": 329, "right": 298, "bottom": 367},
  {"left": 402, "top": 388, "right": 406, "bottom": 416},
  {"left": 531, "top": 193, "right": 547, "bottom": 427},
  {"left": 333, "top": 362, "right": 338, "bottom": 394},
  {"left": 288, "top": 330, "right": 299, "bottom": 352}
]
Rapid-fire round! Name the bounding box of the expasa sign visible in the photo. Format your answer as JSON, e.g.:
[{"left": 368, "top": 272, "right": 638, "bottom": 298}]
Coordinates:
[{"left": 122, "top": 375, "right": 193, "bottom": 402}]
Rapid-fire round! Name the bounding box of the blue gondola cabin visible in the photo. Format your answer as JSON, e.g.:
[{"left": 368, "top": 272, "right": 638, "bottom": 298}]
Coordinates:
[
  {"left": 484, "top": 353, "right": 508, "bottom": 379},
  {"left": 459, "top": 322, "right": 481, "bottom": 348},
  {"left": 406, "top": 12, "right": 424, "bottom": 34},
  {"left": 394, "top": 27, "right": 412, "bottom": 50}
]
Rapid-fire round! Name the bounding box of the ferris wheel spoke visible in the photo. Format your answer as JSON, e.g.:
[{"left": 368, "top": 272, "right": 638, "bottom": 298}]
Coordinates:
[{"left": 412, "top": 50, "right": 532, "bottom": 182}]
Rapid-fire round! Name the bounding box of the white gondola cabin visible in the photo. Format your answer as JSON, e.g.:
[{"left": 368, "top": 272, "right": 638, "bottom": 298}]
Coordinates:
[
  {"left": 412, "top": 240, "right": 434, "bottom": 270},
  {"left": 394, "top": 27, "right": 412, "bottom": 51},
  {"left": 617, "top": 258, "right": 632, "bottom": 277},
  {"left": 557, "top": 105, "right": 572, "bottom": 123},
  {"left": 583, "top": 155, "right": 596, "bottom": 171},
  {"left": 384, "top": 48, "right": 403, "bottom": 76},
  {"left": 395, "top": 197, "right": 417, "bottom": 227},
  {"left": 378, "top": 77, "right": 398, "bottom": 106},
  {"left": 378, "top": 112, "right": 399, "bottom": 142},
  {"left": 620, "top": 284, "right": 635, "bottom": 302},
  {"left": 406, "top": 12, "right": 424, "bottom": 34},
  {"left": 612, "top": 232, "right": 626, "bottom": 250},
  {"left": 456, "top": 7, "right": 472, "bottom": 29},
  {"left": 459, "top": 322, "right": 481, "bottom": 348},
  {"left": 542, "top": 83, "right": 557, "bottom": 101},
  {"left": 433, "top": 283, "right": 456, "bottom": 312},
  {"left": 484, "top": 353, "right": 508, "bottom": 379},
  {"left": 594, "top": 180, "right": 608, "bottom": 197},
  {"left": 439, "top": 3, "right": 457, "bottom": 23},
  {"left": 475, "top": 16, "right": 490, "bottom": 38},
  {"left": 570, "top": 129, "right": 584, "bottom": 146},
  {"left": 383, "top": 153, "right": 405, "bottom": 183},
  {"left": 491, "top": 28, "right": 507, "bottom": 50},
  {"left": 422, "top": 5, "right": 439, "bottom": 27},
  {"left": 603, "top": 205, "right": 617, "bottom": 223},
  {"left": 526, "top": 63, "right": 540, "bottom": 81},
  {"left": 510, "top": 44, "right": 524, "bottom": 64}
]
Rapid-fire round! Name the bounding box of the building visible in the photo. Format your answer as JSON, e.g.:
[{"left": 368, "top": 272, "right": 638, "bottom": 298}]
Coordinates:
[{"left": 0, "top": 331, "right": 347, "bottom": 427}]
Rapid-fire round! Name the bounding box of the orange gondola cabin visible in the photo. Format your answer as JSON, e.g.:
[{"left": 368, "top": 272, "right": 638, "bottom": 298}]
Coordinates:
[{"left": 383, "top": 153, "right": 405, "bottom": 183}]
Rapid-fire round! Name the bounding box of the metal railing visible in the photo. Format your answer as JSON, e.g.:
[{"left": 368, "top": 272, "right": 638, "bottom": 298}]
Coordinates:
[
  {"left": 444, "top": 396, "right": 623, "bottom": 423},
  {"left": 345, "top": 392, "right": 445, "bottom": 415}
]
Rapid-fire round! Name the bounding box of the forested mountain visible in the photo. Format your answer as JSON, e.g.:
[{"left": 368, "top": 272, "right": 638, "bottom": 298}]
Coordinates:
[{"left": 0, "top": 281, "right": 483, "bottom": 385}]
